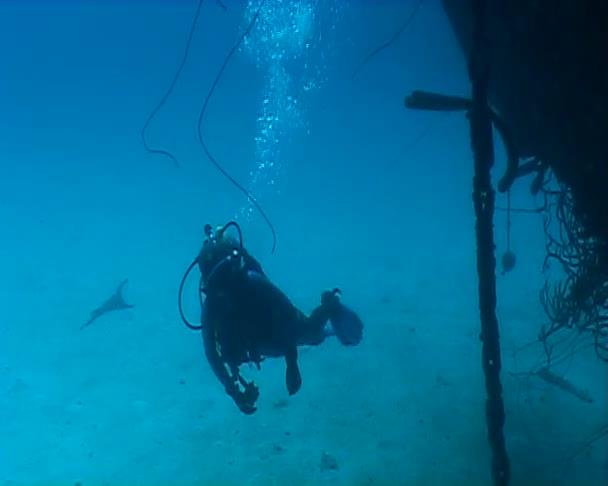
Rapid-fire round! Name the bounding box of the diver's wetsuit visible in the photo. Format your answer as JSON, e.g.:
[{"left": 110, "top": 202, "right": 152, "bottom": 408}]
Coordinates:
[{"left": 198, "top": 239, "right": 362, "bottom": 414}]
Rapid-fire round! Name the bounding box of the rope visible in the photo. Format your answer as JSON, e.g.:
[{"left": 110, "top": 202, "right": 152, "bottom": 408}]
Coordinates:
[{"left": 467, "top": 0, "right": 511, "bottom": 484}]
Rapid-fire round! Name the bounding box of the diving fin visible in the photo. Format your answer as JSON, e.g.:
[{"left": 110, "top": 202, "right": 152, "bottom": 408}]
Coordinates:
[
  {"left": 285, "top": 347, "right": 302, "bottom": 395},
  {"left": 322, "top": 289, "right": 363, "bottom": 346}
]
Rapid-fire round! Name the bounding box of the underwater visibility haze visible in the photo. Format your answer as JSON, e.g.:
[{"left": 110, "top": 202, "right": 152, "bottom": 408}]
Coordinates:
[{"left": 0, "top": 0, "right": 606, "bottom": 484}]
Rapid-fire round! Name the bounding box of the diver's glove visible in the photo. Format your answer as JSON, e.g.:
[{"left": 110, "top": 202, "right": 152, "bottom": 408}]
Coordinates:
[{"left": 226, "top": 381, "right": 259, "bottom": 415}]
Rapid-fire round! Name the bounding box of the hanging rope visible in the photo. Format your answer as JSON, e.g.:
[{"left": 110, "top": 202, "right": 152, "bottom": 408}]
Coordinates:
[{"left": 467, "top": 0, "right": 511, "bottom": 484}]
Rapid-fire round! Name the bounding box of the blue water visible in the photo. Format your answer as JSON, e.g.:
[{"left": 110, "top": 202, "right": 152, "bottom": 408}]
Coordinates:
[{"left": 1, "top": 1, "right": 606, "bottom": 484}]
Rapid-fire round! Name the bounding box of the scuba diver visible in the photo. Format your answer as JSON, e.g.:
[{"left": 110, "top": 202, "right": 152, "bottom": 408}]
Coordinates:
[{"left": 178, "top": 221, "right": 364, "bottom": 415}]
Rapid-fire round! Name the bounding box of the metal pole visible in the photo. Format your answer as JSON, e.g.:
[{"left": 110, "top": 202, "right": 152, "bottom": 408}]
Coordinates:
[{"left": 467, "top": 0, "right": 511, "bottom": 484}]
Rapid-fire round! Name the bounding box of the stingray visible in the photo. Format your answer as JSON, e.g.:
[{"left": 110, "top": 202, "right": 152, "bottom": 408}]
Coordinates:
[{"left": 81, "top": 278, "right": 134, "bottom": 330}]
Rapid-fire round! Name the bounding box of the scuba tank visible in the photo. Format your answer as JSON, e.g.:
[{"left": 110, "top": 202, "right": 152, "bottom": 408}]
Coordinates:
[{"left": 177, "top": 221, "right": 244, "bottom": 331}]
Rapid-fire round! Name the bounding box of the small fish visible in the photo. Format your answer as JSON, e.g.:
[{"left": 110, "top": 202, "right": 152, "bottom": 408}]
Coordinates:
[{"left": 81, "top": 278, "right": 133, "bottom": 330}]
